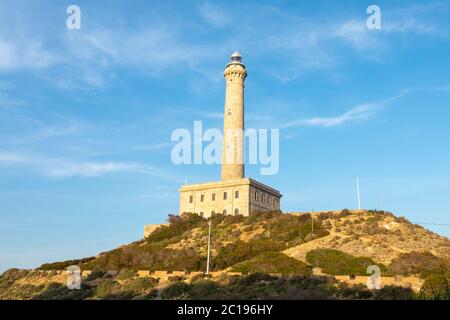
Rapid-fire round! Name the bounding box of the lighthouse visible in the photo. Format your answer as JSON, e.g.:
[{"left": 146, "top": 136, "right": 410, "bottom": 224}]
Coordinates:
[
  {"left": 177, "top": 52, "right": 282, "bottom": 218},
  {"left": 222, "top": 51, "right": 246, "bottom": 181}
]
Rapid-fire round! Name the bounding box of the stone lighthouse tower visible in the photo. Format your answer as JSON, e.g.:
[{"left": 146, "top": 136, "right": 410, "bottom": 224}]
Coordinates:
[
  {"left": 221, "top": 51, "right": 246, "bottom": 181},
  {"left": 176, "top": 51, "right": 282, "bottom": 219}
]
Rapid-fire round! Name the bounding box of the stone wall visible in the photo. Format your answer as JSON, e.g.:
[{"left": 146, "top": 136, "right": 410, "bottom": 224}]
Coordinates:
[
  {"left": 34, "top": 269, "right": 424, "bottom": 292},
  {"left": 333, "top": 275, "right": 424, "bottom": 292}
]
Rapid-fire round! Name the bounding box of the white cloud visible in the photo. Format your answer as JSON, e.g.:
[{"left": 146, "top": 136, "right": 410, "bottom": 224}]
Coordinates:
[
  {"left": 203, "top": 112, "right": 223, "bottom": 119},
  {"left": 333, "top": 19, "right": 379, "bottom": 50},
  {"left": 281, "top": 90, "right": 410, "bottom": 129},
  {"left": 0, "top": 1, "right": 448, "bottom": 87},
  {"left": 0, "top": 37, "right": 58, "bottom": 72},
  {"left": 131, "top": 142, "right": 172, "bottom": 151},
  {"left": 198, "top": 2, "right": 231, "bottom": 27},
  {"left": 45, "top": 161, "right": 149, "bottom": 178},
  {"left": 0, "top": 91, "right": 24, "bottom": 108},
  {"left": 0, "top": 151, "right": 165, "bottom": 179}
]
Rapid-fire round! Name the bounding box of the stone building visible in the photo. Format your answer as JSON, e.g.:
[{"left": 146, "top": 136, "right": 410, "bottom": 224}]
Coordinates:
[{"left": 179, "top": 52, "right": 281, "bottom": 217}]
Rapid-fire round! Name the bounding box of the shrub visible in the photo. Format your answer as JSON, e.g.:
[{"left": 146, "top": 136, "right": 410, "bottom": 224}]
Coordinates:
[
  {"left": 306, "top": 249, "right": 385, "bottom": 276},
  {"left": 212, "top": 240, "right": 286, "bottom": 270},
  {"left": 160, "top": 281, "right": 191, "bottom": 299},
  {"left": 123, "top": 278, "right": 157, "bottom": 294},
  {"left": 83, "top": 244, "right": 206, "bottom": 271},
  {"left": 373, "top": 285, "right": 416, "bottom": 300},
  {"left": 189, "top": 279, "right": 221, "bottom": 299},
  {"left": 146, "top": 213, "right": 204, "bottom": 243},
  {"left": 32, "top": 282, "right": 93, "bottom": 300},
  {"left": 94, "top": 279, "right": 115, "bottom": 298},
  {"left": 39, "top": 257, "right": 95, "bottom": 270},
  {"left": 231, "top": 252, "right": 310, "bottom": 275},
  {"left": 116, "top": 268, "right": 137, "bottom": 281},
  {"left": 85, "top": 270, "right": 105, "bottom": 281},
  {"left": 244, "top": 211, "right": 282, "bottom": 225},
  {"left": 421, "top": 269, "right": 450, "bottom": 300},
  {"left": 257, "top": 213, "right": 329, "bottom": 244},
  {"left": 388, "top": 252, "right": 447, "bottom": 277}
]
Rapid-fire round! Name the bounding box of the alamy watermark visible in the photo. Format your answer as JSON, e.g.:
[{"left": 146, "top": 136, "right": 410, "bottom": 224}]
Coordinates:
[
  {"left": 171, "top": 121, "right": 279, "bottom": 176},
  {"left": 66, "top": 265, "right": 81, "bottom": 290},
  {"left": 66, "top": 5, "right": 81, "bottom": 30},
  {"left": 366, "top": 265, "right": 381, "bottom": 290},
  {"left": 366, "top": 5, "right": 382, "bottom": 30}
]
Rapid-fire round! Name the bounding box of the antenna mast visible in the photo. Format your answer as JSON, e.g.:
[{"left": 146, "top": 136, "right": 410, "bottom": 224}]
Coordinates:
[
  {"left": 356, "top": 177, "right": 361, "bottom": 210},
  {"left": 206, "top": 219, "right": 212, "bottom": 274}
]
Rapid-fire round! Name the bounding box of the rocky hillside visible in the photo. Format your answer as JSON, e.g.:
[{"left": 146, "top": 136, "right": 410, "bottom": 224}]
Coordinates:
[
  {"left": 1, "top": 210, "right": 450, "bottom": 300},
  {"left": 284, "top": 210, "right": 450, "bottom": 265}
]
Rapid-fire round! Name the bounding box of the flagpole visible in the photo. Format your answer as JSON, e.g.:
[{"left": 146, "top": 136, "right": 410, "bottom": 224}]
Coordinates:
[
  {"left": 356, "top": 177, "right": 361, "bottom": 210},
  {"left": 206, "top": 218, "right": 211, "bottom": 274}
]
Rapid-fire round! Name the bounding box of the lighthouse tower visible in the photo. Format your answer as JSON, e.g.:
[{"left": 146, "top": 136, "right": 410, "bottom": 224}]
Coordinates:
[
  {"left": 221, "top": 51, "right": 247, "bottom": 181},
  {"left": 175, "top": 51, "right": 282, "bottom": 219}
]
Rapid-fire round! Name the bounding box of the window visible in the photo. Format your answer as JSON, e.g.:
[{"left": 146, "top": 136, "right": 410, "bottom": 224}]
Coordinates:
[
  {"left": 223, "top": 192, "right": 227, "bottom": 200},
  {"left": 254, "top": 191, "right": 257, "bottom": 200},
  {"left": 189, "top": 195, "right": 193, "bottom": 203},
  {"left": 235, "top": 191, "right": 239, "bottom": 199},
  {"left": 223, "top": 209, "right": 227, "bottom": 215},
  {"left": 212, "top": 193, "right": 215, "bottom": 201},
  {"left": 199, "top": 212, "right": 204, "bottom": 218},
  {"left": 200, "top": 194, "right": 204, "bottom": 202},
  {"left": 234, "top": 208, "right": 239, "bottom": 216}
]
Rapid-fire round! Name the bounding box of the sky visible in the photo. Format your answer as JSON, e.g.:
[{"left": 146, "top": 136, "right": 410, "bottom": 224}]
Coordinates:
[{"left": 1, "top": 0, "right": 450, "bottom": 273}]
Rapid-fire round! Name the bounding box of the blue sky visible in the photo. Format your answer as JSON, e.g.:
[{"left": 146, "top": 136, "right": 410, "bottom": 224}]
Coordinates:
[{"left": 1, "top": 0, "right": 450, "bottom": 273}]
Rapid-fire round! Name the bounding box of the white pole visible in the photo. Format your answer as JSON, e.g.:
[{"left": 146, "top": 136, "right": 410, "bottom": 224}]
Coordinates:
[
  {"left": 206, "top": 218, "right": 211, "bottom": 274},
  {"left": 356, "top": 177, "right": 361, "bottom": 210}
]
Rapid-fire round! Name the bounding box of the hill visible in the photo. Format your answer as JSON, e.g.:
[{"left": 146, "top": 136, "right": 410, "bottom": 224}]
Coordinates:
[{"left": 1, "top": 210, "right": 450, "bottom": 300}]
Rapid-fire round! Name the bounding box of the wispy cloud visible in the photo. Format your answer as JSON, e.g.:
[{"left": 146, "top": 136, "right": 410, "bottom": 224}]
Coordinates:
[
  {"left": 198, "top": 1, "right": 232, "bottom": 27},
  {"left": 0, "top": 1, "right": 448, "bottom": 87},
  {"left": 0, "top": 37, "right": 58, "bottom": 72},
  {"left": 281, "top": 90, "right": 410, "bottom": 129},
  {"left": 0, "top": 91, "right": 24, "bottom": 108},
  {"left": 0, "top": 151, "right": 169, "bottom": 179},
  {"left": 131, "top": 142, "right": 172, "bottom": 151},
  {"left": 203, "top": 112, "right": 223, "bottom": 119}
]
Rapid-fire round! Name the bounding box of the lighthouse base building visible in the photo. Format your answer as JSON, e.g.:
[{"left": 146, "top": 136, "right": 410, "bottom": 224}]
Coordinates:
[
  {"left": 179, "top": 178, "right": 281, "bottom": 218},
  {"left": 178, "top": 52, "right": 281, "bottom": 218}
]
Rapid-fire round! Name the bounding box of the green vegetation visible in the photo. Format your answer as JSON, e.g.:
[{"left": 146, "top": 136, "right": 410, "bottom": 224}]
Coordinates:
[
  {"left": 250, "top": 212, "right": 329, "bottom": 245},
  {"left": 157, "top": 273, "right": 416, "bottom": 300},
  {"left": 230, "top": 252, "right": 310, "bottom": 275},
  {"left": 3, "top": 210, "right": 448, "bottom": 300},
  {"left": 37, "top": 211, "right": 330, "bottom": 272},
  {"left": 306, "top": 249, "right": 386, "bottom": 276},
  {"left": 388, "top": 252, "right": 449, "bottom": 277},
  {"left": 146, "top": 213, "right": 204, "bottom": 243},
  {"left": 387, "top": 252, "right": 450, "bottom": 299},
  {"left": 116, "top": 268, "right": 137, "bottom": 281},
  {"left": 39, "top": 257, "right": 95, "bottom": 270},
  {"left": 160, "top": 281, "right": 191, "bottom": 299},
  {"left": 420, "top": 268, "right": 450, "bottom": 300},
  {"left": 82, "top": 245, "right": 206, "bottom": 271},
  {"left": 13, "top": 272, "right": 418, "bottom": 300},
  {"left": 212, "top": 240, "right": 286, "bottom": 270}
]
